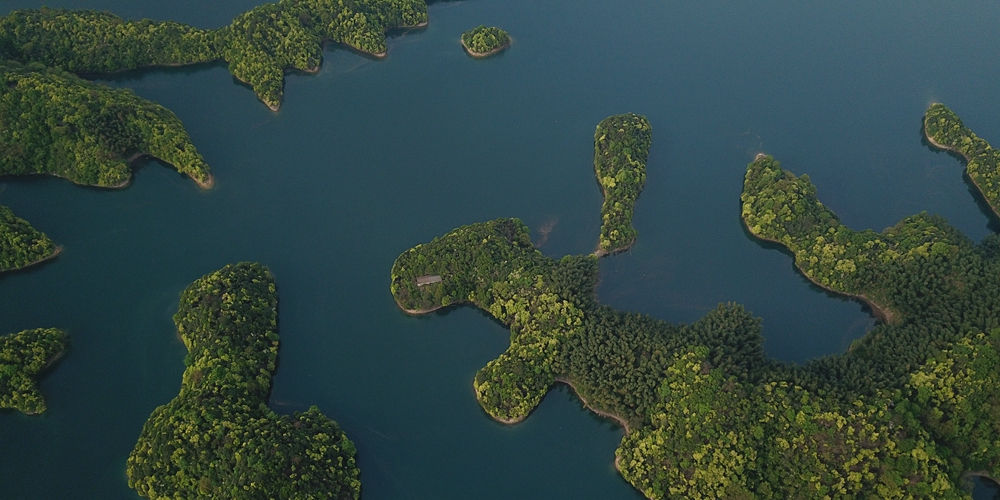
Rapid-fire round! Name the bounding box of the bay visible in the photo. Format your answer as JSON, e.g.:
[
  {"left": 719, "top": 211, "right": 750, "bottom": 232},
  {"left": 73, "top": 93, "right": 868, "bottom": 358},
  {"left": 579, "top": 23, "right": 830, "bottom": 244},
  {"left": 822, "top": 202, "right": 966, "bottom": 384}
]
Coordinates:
[{"left": 1, "top": 0, "right": 999, "bottom": 497}]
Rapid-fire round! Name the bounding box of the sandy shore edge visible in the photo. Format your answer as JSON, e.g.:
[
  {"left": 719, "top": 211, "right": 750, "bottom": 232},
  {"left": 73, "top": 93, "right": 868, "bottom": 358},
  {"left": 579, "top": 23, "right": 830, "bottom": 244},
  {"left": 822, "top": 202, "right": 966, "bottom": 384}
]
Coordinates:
[
  {"left": 461, "top": 37, "right": 511, "bottom": 58},
  {"left": 4, "top": 246, "right": 63, "bottom": 274}
]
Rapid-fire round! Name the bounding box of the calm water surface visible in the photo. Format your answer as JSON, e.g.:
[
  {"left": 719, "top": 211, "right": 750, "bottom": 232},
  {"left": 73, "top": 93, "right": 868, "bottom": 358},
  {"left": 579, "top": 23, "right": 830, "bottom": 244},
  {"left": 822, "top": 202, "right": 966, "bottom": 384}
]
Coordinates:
[{"left": 2, "top": 1, "right": 1000, "bottom": 497}]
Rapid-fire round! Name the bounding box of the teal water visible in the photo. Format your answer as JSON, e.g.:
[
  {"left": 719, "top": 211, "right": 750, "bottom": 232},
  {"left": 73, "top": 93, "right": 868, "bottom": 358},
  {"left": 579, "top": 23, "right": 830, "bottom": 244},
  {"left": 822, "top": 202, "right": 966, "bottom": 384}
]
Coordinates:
[{"left": 2, "top": 0, "right": 1000, "bottom": 497}]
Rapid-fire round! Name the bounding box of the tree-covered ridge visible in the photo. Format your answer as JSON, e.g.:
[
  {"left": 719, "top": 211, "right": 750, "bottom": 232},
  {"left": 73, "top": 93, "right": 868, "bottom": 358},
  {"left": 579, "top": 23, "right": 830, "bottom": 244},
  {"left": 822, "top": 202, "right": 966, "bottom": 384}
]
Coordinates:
[
  {"left": 594, "top": 113, "right": 651, "bottom": 255},
  {"left": 0, "top": 205, "right": 57, "bottom": 272},
  {"left": 0, "top": 0, "right": 428, "bottom": 110},
  {"left": 0, "top": 328, "right": 67, "bottom": 415},
  {"left": 460, "top": 26, "right": 510, "bottom": 57},
  {"left": 0, "top": 62, "right": 212, "bottom": 188},
  {"left": 127, "top": 262, "right": 360, "bottom": 499},
  {"left": 393, "top": 114, "right": 1000, "bottom": 498},
  {"left": 0, "top": 8, "right": 221, "bottom": 73},
  {"left": 924, "top": 103, "right": 1000, "bottom": 219}
]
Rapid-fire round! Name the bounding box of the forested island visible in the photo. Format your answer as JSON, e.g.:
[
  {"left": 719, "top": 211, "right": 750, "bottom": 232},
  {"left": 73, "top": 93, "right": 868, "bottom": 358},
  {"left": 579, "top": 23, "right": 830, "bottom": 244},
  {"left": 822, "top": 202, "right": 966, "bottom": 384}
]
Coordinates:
[
  {"left": 924, "top": 103, "right": 1000, "bottom": 219},
  {"left": 594, "top": 113, "right": 650, "bottom": 255},
  {"left": 460, "top": 26, "right": 510, "bottom": 58},
  {"left": 392, "top": 111, "right": 1000, "bottom": 498},
  {"left": 0, "top": 328, "right": 67, "bottom": 415},
  {"left": 127, "top": 262, "right": 360, "bottom": 499},
  {"left": 0, "top": 61, "right": 212, "bottom": 188},
  {"left": 0, "top": 0, "right": 428, "bottom": 110}
]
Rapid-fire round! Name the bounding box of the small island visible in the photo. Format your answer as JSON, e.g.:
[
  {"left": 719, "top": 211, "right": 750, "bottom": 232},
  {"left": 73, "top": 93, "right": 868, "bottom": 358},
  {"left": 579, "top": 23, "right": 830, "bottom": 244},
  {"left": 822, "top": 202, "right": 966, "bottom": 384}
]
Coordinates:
[
  {"left": 393, "top": 112, "right": 1000, "bottom": 498},
  {"left": 594, "top": 113, "right": 651, "bottom": 255},
  {"left": 0, "top": 328, "right": 67, "bottom": 415},
  {"left": 461, "top": 25, "right": 511, "bottom": 58},
  {"left": 127, "top": 262, "right": 360, "bottom": 499}
]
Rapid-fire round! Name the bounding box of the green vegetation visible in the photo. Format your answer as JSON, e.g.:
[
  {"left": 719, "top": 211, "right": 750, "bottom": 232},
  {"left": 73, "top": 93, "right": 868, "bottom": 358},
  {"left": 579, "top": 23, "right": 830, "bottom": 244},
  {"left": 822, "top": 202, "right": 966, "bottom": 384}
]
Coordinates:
[
  {"left": 0, "top": 61, "right": 212, "bottom": 187},
  {"left": 0, "top": 1, "right": 428, "bottom": 110},
  {"left": 905, "top": 331, "right": 1000, "bottom": 483},
  {"left": 391, "top": 218, "right": 590, "bottom": 422},
  {"left": 741, "top": 154, "right": 969, "bottom": 323},
  {"left": 460, "top": 26, "right": 510, "bottom": 57},
  {"left": 221, "top": 0, "right": 427, "bottom": 109},
  {"left": 392, "top": 113, "right": 1000, "bottom": 498},
  {"left": 127, "top": 263, "right": 359, "bottom": 499},
  {"left": 594, "top": 113, "right": 651, "bottom": 254},
  {"left": 0, "top": 205, "right": 57, "bottom": 272},
  {"left": 924, "top": 103, "right": 1000, "bottom": 219},
  {"left": 0, "top": 328, "right": 67, "bottom": 415},
  {"left": 0, "top": 9, "right": 220, "bottom": 72}
]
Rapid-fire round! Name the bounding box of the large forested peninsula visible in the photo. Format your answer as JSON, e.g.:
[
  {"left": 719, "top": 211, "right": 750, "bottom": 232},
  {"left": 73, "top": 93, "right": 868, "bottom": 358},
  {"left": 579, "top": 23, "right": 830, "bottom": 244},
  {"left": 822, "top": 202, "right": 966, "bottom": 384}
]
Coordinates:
[
  {"left": 0, "top": 328, "right": 67, "bottom": 415},
  {"left": 924, "top": 103, "right": 1000, "bottom": 219},
  {"left": 594, "top": 113, "right": 651, "bottom": 255},
  {"left": 127, "top": 262, "right": 360, "bottom": 499},
  {"left": 0, "top": 205, "right": 57, "bottom": 273},
  {"left": 0, "top": 61, "right": 212, "bottom": 188},
  {"left": 0, "top": 0, "right": 428, "bottom": 110},
  {"left": 392, "top": 112, "right": 1000, "bottom": 498}
]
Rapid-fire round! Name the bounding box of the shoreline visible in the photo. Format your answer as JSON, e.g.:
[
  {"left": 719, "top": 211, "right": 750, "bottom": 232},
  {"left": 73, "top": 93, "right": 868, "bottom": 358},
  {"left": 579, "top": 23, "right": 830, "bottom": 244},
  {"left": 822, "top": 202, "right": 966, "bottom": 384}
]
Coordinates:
[
  {"left": 555, "top": 376, "right": 631, "bottom": 434},
  {"left": 461, "top": 38, "right": 511, "bottom": 58},
  {"left": 743, "top": 221, "right": 896, "bottom": 324},
  {"left": 4, "top": 246, "right": 63, "bottom": 273},
  {"left": 922, "top": 116, "right": 1000, "bottom": 219},
  {"left": 127, "top": 152, "right": 214, "bottom": 189},
  {"left": 965, "top": 471, "right": 999, "bottom": 486},
  {"left": 397, "top": 297, "right": 444, "bottom": 316},
  {"left": 594, "top": 239, "right": 634, "bottom": 258}
]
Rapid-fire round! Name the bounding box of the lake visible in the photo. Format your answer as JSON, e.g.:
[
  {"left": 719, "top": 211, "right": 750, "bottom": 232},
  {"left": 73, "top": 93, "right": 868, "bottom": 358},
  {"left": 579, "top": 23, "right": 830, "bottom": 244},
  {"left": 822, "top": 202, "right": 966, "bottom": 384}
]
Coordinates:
[{"left": 1, "top": 0, "right": 999, "bottom": 498}]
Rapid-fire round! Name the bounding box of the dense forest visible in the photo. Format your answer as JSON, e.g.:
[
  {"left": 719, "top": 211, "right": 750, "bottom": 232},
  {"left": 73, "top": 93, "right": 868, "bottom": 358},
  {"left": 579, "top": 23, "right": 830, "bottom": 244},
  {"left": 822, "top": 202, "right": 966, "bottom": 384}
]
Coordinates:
[
  {"left": 594, "top": 113, "right": 651, "bottom": 255},
  {"left": 392, "top": 110, "right": 1000, "bottom": 498},
  {"left": 460, "top": 25, "right": 510, "bottom": 57},
  {"left": 0, "top": 0, "right": 428, "bottom": 110},
  {"left": 0, "top": 9, "right": 220, "bottom": 72},
  {"left": 0, "top": 205, "right": 57, "bottom": 272},
  {"left": 127, "top": 262, "right": 360, "bottom": 499},
  {"left": 924, "top": 103, "right": 1000, "bottom": 219},
  {"left": 0, "top": 328, "right": 67, "bottom": 415},
  {"left": 0, "top": 61, "right": 212, "bottom": 187}
]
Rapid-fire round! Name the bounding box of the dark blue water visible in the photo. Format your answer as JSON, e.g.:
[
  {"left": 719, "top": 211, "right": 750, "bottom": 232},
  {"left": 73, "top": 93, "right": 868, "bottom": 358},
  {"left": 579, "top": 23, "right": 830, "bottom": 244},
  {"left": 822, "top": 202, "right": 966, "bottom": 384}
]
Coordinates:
[{"left": 1, "top": 0, "right": 999, "bottom": 497}]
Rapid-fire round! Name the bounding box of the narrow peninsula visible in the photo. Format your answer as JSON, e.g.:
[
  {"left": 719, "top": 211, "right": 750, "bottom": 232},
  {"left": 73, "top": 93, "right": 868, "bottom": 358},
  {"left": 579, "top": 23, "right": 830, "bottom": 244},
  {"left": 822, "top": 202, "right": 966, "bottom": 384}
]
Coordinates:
[
  {"left": 461, "top": 26, "right": 511, "bottom": 58},
  {"left": 924, "top": 103, "right": 1000, "bottom": 219},
  {"left": 594, "top": 113, "right": 651, "bottom": 255},
  {"left": 0, "top": 0, "right": 430, "bottom": 111},
  {"left": 127, "top": 262, "right": 360, "bottom": 499},
  {"left": 0, "top": 328, "right": 67, "bottom": 415},
  {"left": 392, "top": 112, "right": 1000, "bottom": 498}
]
